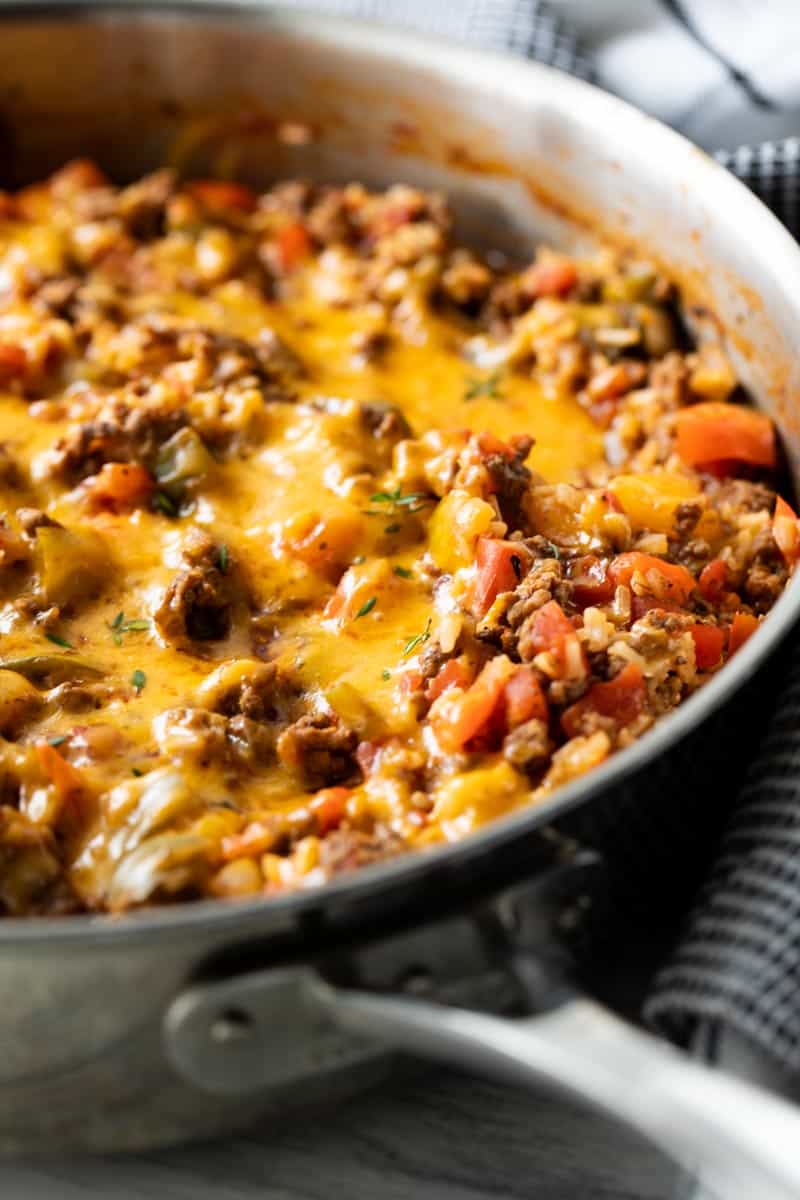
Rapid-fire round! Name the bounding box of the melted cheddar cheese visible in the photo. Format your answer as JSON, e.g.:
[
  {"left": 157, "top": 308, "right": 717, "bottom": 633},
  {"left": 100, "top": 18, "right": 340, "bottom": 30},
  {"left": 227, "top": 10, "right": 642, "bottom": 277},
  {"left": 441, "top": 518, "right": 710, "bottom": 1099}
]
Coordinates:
[{"left": 0, "top": 162, "right": 787, "bottom": 914}]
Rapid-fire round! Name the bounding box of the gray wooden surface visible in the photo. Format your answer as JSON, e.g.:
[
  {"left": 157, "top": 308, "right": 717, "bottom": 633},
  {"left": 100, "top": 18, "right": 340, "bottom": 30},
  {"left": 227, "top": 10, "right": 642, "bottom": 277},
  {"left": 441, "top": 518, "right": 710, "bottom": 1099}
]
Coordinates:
[{"left": 0, "top": 1064, "right": 675, "bottom": 1199}]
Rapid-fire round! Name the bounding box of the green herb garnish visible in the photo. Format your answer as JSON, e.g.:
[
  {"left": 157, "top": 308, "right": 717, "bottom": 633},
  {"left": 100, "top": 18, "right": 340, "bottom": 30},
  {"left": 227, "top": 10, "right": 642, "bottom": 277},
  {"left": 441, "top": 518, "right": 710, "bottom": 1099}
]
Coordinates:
[
  {"left": 366, "top": 487, "right": 433, "bottom": 518},
  {"left": 47, "top": 734, "right": 67, "bottom": 748},
  {"left": 45, "top": 632, "right": 73, "bottom": 650},
  {"left": 403, "top": 617, "right": 432, "bottom": 657},
  {"left": 217, "top": 544, "right": 230, "bottom": 574},
  {"left": 393, "top": 565, "right": 413, "bottom": 579},
  {"left": 355, "top": 597, "right": 377, "bottom": 619},
  {"left": 381, "top": 669, "right": 391, "bottom": 681},
  {"left": 110, "top": 612, "right": 150, "bottom": 646},
  {"left": 464, "top": 371, "right": 504, "bottom": 402},
  {"left": 384, "top": 523, "right": 401, "bottom": 535},
  {"left": 130, "top": 668, "right": 147, "bottom": 693},
  {"left": 154, "top": 490, "right": 178, "bottom": 517},
  {"left": 352, "top": 555, "right": 366, "bottom": 565},
  {"left": 132, "top": 767, "right": 143, "bottom": 777},
  {"left": 544, "top": 540, "right": 561, "bottom": 560}
]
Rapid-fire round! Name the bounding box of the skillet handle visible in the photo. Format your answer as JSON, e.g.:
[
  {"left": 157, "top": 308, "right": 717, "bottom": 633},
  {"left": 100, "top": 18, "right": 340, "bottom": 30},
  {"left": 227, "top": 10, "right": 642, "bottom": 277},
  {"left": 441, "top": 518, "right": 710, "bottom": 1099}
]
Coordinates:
[{"left": 312, "top": 977, "right": 800, "bottom": 1200}]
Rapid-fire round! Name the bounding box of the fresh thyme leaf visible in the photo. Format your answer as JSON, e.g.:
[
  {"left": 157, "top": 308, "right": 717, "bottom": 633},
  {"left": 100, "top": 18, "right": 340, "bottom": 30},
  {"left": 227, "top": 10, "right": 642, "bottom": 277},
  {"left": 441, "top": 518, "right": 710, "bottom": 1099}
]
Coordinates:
[
  {"left": 154, "top": 490, "right": 178, "bottom": 516},
  {"left": 217, "top": 544, "right": 230, "bottom": 574},
  {"left": 109, "top": 612, "right": 149, "bottom": 644},
  {"left": 366, "top": 489, "right": 433, "bottom": 519},
  {"left": 131, "top": 767, "right": 143, "bottom": 777},
  {"left": 131, "top": 668, "right": 147, "bottom": 693},
  {"left": 393, "top": 565, "right": 413, "bottom": 579},
  {"left": 381, "top": 669, "right": 391, "bottom": 681},
  {"left": 403, "top": 617, "right": 432, "bottom": 657},
  {"left": 369, "top": 488, "right": 402, "bottom": 504},
  {"left": 545, "top": 540, "right": 561, "bottom": 560},
  {"left": 464, "top": 371, "right": 504, "bottom": 402},
  {"left": 45, "top": 633, "right": 73, "bottom": 649},
  {"left": 355, "top": 597, "right": 377, "bottom": 619},
  {"left": 510, "top": 554, "right": 523, "bottom": 581},
  {"left": 47, "top": 735, "right": 67, "bottom": 748}
]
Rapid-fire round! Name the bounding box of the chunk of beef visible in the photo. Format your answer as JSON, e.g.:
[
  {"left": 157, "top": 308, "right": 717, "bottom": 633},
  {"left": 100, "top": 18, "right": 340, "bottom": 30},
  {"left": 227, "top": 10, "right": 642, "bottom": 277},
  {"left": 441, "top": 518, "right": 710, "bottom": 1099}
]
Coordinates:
[
  {"left": 709, "top": 478, "right": 776, "bottom": 514},
  {"left": 318, "top": 826, "right": 407, "bottom": 876},
  {"left": 115, "top": 169, "right": 176, "bottom": 239},
  {"left": 484, "top": 435, "right": 534, "bottom": 530},
  {"left": 154, "top": 531, "right": 236, "bottom": 647},
  {"left": 359, "top": 401, "right": 411, "bottom": 443},
  {"left": 502, "top": 718, "right": 551, "bottom": 770},
  {"left": 742, "top": 528, "right": 789, "bottom": 612},
  {"left": 276, "top": 712, "right": 358, "bottom": 788},
  {"left": 197, "top": 658, "right": 301, "bottom": 724},
  {"left": 45, "top": 395, "right": 185, "bottom": 482}
]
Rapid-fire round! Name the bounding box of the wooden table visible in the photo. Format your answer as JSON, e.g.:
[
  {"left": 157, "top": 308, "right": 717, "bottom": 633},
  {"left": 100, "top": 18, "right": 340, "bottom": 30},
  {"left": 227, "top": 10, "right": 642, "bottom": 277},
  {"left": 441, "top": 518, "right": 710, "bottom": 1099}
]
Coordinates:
[{"left": 0, "top": 1064, "right": 675, "bottom": 1199}]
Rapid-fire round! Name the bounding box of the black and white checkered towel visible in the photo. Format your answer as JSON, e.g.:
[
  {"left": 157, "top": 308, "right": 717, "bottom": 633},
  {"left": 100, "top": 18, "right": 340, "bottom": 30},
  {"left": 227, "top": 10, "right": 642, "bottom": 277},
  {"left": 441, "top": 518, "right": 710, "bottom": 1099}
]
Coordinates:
[
  {"left": 281, "top": 0, "right": 800, "bottom": 1069},
  {"left": 280, "top": 0, "right": 800, "bottom": 237}
]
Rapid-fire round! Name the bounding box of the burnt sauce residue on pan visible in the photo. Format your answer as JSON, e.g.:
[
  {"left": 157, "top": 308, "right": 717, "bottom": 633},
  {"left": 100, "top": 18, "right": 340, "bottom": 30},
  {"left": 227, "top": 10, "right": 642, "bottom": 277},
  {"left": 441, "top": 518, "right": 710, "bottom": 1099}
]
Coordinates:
[{"left": 0, "top": 160, "right": 792, "bottom": 915}]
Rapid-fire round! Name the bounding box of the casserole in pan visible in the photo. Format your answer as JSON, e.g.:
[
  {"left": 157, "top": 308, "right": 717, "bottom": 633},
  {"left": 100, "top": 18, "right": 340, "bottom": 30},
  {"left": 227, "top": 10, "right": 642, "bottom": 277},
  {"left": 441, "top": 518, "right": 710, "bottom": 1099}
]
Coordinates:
[{"left": 1, "top": 7, "right": 800, "bottom": 1197}]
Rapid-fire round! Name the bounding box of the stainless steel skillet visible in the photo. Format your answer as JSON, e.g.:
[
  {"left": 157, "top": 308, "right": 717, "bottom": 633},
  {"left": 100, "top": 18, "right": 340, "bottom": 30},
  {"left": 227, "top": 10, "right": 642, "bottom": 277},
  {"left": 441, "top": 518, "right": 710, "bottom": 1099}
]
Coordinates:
[{"left": 1, "top": 5, "right": 800, "bottom": 1194}]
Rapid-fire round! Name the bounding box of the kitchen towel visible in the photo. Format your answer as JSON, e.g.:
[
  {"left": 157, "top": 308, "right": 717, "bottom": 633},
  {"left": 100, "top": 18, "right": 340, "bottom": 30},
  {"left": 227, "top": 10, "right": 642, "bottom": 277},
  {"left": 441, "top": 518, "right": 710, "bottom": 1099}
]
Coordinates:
[
  {"left": 278, "top": 0, "right": 800, "bottom": 235},
  {"left": 279, "top": 0, "right": 800, "bottom": 1071}
]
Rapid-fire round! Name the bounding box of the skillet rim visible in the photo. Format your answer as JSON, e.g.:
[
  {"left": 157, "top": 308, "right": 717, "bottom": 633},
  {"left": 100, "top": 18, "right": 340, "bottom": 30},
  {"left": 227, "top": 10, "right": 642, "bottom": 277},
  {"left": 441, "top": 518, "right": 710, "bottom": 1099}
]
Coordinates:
[{"left": 0, "top": 0, "right": 798, "bottom": 945}]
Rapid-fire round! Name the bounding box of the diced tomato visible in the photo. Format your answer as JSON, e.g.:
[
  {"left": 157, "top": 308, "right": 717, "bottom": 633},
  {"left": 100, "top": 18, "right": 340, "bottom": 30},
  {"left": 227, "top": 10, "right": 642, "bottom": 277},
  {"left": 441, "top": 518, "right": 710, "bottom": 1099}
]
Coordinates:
[
  {"left": 85, "top": 462, "right": 154, "bottom": 510},
  {"left": 309, "top": 787, "right": 350, "bottom": 835},
  {"left": 275, "top": 221, "right": 312, "bottom": 272},
  {"left": 521, "top": 257, "right": 578, "bottom": 299},
  {"left": 728, "top": 611, "right": 760, "bottom": 655},
  {"left": 675, "top": 402, "right": 775, "bottom": 472},
  {"left": 187, "top": 179, "right": 257, "bottom": 213},
  {"left": 773, "top": 495, "right": 800, "bottom": 566},
  {"left": 525, "top": 600, "right": 587, "bottom": 675},
  {"left": 399, "top": 669, "right": 424, "bottom": 695},
  {"left": 36, "top": 742, "right": 86, "bottom": 822},
  {"left": 561, "top": 663, "right": 647, "bottom": 738},
  {"left": 609, "top": 552, "right": 696, "bottom": 607},
  {"left": 503, "top": 667, "right": 548, "bottom": 728},
  {"left": 698, "top": 558, "right": 728, "bottom": 603},
  {"left": 690, "top": 623, "right": 725, "bottom": 669},
  {"left": 429, "top": 655, "right": 515, "bottom": 752},
  {"left": 569, "top": 556, "right": 614, "bottom": 609},
  {"left": 525, "top": 600, "right": 575, "bottom": 657},
  {"left": 0, "top": 343, "right": 27, "bottom": 380},
  {"left": 473, "top": 537, "right": 527, "bottom": 617},
  {"left": 426, "top": 658, "right": 473, "bottom": 702}
]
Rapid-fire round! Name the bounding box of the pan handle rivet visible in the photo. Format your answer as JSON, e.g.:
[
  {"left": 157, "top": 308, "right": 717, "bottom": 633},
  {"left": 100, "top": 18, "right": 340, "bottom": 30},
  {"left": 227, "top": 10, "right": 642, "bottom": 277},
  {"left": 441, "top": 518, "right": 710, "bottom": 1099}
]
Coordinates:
[{"left": 210, "top": 1008, "right": 254, "bottom": 1045}]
